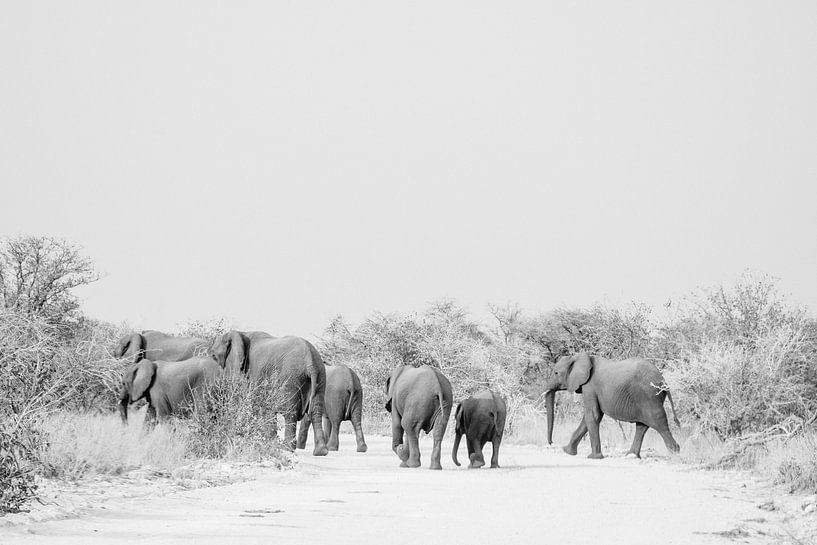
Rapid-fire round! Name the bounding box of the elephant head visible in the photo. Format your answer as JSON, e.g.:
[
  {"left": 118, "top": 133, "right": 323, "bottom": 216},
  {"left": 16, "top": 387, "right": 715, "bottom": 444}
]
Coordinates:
[
  {"left": 114, "top": 333, "right": 146, "bottom": 362},
  {"left": 544, "top": 352, "right": 593, "bottom": 445},
  {"left": 119, "top": 360, "right": 158, "bottom": 423},
  {"left": 210, "top": 330, "right": 248, "bottom": 373}
]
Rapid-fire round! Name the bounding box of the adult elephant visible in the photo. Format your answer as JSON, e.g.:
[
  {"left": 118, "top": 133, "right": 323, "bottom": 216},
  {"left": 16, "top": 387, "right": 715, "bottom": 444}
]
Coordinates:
[
  {"left": 452, "top": 389, "right": 506, "bottom": 469},
  {"left": 297, "top": 363, "right": 367, "bottom": 452},
  {"left": 118, "top": 356, "right": 221, "bottom": 426},
  {"left": 114, "top": 330, "right": 207, "bottom": 364},
  {"left": 210, "top": 330, "right": 329, "bottom": 456},
  {"left": 544, "top": 352, "right": 681, "bottom": 459},
  {"left": 385, "top": 365, "right": 453, "bottom": 470}
]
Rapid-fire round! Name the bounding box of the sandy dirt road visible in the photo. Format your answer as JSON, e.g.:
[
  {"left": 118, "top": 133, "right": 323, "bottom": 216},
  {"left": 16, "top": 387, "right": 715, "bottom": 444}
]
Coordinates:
[{"left": 0, "top": 435, "right": 796, "bottom": 545}]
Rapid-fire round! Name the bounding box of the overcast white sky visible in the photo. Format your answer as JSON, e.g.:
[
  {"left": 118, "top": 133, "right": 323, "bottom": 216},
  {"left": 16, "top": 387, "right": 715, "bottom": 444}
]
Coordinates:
[{"left": 1, "top": 2, "right": 816, "bottom": 338}]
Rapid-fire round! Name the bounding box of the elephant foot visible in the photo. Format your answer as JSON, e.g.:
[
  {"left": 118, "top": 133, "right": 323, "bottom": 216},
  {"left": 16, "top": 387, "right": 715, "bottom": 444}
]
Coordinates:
[
  {"left": 490, "top": 463, "right": 500, "bottom": 469},
  {"left": 469, "top": 454, "right": 485, "bottom": 469},
  {"left": 625, "top": 451, "right": 641, "bottom": 459},
  {"left": 406, "top": 459, "right": 421, "bottom": 468},
  {"left": 357, "top": 444, "right": 368, "bottom": 453},
  {"left": 562, "top": 445, "right": 578, "bottom": 456},
  {"left": 587, "top": 452, "right": 605, "bottom": 460},
  {"left": 295, "top": 441, "right": 306, "bottom": 450},
  {"left": 429, "top": 464, "right": 442, "bottom": 471},
  {"left": 312, "top": 446, "right": 329, "bottom": 457},
  {"left": 400, "top": 461, "right": 409, "bottom": 468},
  {"left": 395, "top": 445, "right": 410, "bottom": 462},
  {"left": 328, "top": 445, "right": 339, "bottom": 452}
]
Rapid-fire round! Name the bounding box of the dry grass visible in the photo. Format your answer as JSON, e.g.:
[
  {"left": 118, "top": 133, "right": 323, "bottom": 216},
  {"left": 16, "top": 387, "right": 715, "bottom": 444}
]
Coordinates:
[{"left": 37, "top": 410, "right": 191, "bottom": 479}]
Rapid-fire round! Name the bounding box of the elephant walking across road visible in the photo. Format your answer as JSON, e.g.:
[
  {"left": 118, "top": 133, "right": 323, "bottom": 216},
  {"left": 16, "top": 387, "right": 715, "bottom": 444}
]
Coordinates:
[
  {"left": 210, "top": 331, "right": 329, "bottom": 456},
  {"left": 297, "top": 363, "right": 367, "bottom": 452},
  {"left": 118, "top": 356, "right": 221, "bottom": 426},
  {"left": 452, "top": 389, "right": 506, "bottom": 469},
  {"left": 544, "top": 352, "right": 681, "bottom": 459},
  {"left": 114, "top": 330, "right": 207, "bottom": 364},
  {"left": 385, "top": 365, "right": 453, "bottom": 470}
]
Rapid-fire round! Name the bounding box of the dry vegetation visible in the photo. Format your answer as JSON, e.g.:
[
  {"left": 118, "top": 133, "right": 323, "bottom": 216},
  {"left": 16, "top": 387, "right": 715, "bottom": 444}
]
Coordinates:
[{"left": 2, "top": 235, "right": 816, "bottom": 514}]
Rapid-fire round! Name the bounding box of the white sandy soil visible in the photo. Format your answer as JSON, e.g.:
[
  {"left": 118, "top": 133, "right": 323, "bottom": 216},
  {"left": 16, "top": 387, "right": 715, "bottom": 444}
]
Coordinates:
[{"left": 1, "top": 435, "right": 814, "bottom": 544}]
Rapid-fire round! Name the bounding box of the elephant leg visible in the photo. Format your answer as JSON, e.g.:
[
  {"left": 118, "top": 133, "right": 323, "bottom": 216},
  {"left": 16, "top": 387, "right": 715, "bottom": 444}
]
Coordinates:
[
  {"left": 310, "top": 409, "right": 329, "bottom": 457},
  {"left": 469, "top": 438, "right": 485, "bottom": 469},
  {"left": 327, "top": 418, "right": 341, "bottom": 451},
  {"left": 650, "top": 410, "right": 680, "bottom": 454},
  {"left": 404, "top": 422, "right": 422, "bottom": 468},
  {"left": 586, "top": 404, "right": 605, "bottom": 459},
  {"left": 429, "top": 421, "right": 446, "bottom": 471},
  {"left": 490, "top": 435, "right": 502, "bottom": 468},
  {"left": 351, "top": 407, "right": 367, "bottom": 453},
  {"left": 322, "top": 415, "right": 331, "bottom": 444},
  {"left": 627, "top": 422, "right": 648, "bottom": 458},
  {"left": 282, "top": 413, "right": 298, "bottom": 451},
  {"left": 391, "top": 412, "right": 409, "bottom": 464},
  {"left": 296, "top": 414, "right": 310, "bottom": 450},
  {"left": 142, "top": 404, "right": 158, "bottom": 429},
  {"left": 563, "top": 419, "right": 587, "bottom": 456},
  {"left": 270, "top": 412, "right": 279, "bottom": 440}
]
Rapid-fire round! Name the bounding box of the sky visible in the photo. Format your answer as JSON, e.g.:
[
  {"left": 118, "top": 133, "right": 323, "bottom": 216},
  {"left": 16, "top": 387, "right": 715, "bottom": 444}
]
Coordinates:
[{"left": 1, "top": 1, "right": 816, "bottom": 340}]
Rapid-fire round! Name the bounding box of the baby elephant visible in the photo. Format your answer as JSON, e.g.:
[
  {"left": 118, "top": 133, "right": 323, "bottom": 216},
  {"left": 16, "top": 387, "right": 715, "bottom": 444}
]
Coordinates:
[
  {"left": 118, "top": 356, "right": 221, "bottom": 426},
  {"left": 452, "top": 389, "right": 506, "bottom": 469}
]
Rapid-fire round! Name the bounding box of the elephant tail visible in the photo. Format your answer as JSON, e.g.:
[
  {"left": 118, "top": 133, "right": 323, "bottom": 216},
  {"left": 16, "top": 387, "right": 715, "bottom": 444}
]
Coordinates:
[
  {"left": 666, "top": 390, "right": 681, "bottom": 428},
  {"left": 344, "top": 389, "right": 354, "bottom": 421},
  {"left": 304, "top": 343, "right": 326, "bottom": 421},
  {"left": 452, "top": 403, "right": 463, "bottom": 466}
]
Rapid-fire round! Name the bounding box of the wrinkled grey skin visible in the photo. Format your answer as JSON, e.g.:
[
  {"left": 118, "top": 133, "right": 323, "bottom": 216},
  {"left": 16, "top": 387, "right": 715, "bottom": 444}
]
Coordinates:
[
  {"left": 385, "top": 365, "right": 453, "bottom": 470},
  {"left": 210, "top": 330, "right": 329, "bottom": 456},
  {"left": 297, "top": 364, "right": 367, "bottom": 452},
  {"left": 544, "top": 352, "right": 681, "bottom": 459},
  {"left": 114, "top": 330, "right": 208, "bottom": 364},
  {"left": 118, "top": 356, "right": 221, "bottom": 426},
  {"left": 452, "top": 389, "right": 506, "bottom": 469}
]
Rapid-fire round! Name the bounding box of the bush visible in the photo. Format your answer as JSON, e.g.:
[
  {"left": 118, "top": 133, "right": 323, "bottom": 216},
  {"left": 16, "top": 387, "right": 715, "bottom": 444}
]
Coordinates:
[
  {"left": 188, "top": 372, "right": 286, "bottom": 461},
  {"left": 662, "top": 273, "right": 817, "bottom": 438},
  {"left": 319, "top": 300, "right": 528, "bottom": 427},
  {"left": 0, "top": 428, "right": 38, "bottom": 513}
]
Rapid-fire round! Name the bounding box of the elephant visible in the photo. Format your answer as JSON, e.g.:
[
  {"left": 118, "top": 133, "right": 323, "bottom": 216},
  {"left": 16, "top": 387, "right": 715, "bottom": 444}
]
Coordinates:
[
  {"left": 385, "top": 365, "right": 453, "bottom": 470},
  {"left": 210, "top": 330, "right": 329, "bottom": 456},
  {"left": 452, "top": 389, "right": 506, "bottom": 469},
  {"left": 544, "top": 352, "right": 681, "bottom": 459},
  {"left": 297, "top": 363, "right": 367, "bottom": 453},
  {"left": 114, "top": 330, "right": 208, "bottom": 364},
  {"left": 118, "top": 356, "right": 221, "bottom": 426}
]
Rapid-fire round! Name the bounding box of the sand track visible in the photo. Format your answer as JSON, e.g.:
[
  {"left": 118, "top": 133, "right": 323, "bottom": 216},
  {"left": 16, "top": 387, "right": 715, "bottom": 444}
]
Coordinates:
[{"left": 0, "top": 435, "right": 805, "bottom": 544}]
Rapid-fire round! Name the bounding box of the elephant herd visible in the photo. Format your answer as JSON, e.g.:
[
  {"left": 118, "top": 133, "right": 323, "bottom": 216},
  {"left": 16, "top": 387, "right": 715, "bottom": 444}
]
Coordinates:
[{"left": 114, "top": 330, "right": 681, "bottom": 469}]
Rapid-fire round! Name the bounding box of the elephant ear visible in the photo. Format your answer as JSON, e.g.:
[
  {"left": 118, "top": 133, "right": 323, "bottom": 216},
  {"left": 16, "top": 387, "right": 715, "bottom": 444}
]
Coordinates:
[
  {"left": 384, "top": 366, "right": 406, "bottom": 413},
  {"left": 566, "top": 352, "right": 593, "bottom": 393},
  {"left": 130, "top": 360, "right": 157, "bottom": 401},
  {"left": 115, "top": 333, "right": 145, "bottom": 362},
  {"left": 214, "top": 331, "right": 248, "bottom": 372},
  {"left": 454, "top": 403, "right": 464, "bottom": 433}
]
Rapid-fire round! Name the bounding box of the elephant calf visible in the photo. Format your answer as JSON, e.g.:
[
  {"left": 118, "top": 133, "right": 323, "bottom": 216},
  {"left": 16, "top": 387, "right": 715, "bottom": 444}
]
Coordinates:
[
  {"left": 297, "top": 363, "right": 367, "bottom": 452},
  {"left": 452, "top": 389, "right": 506, "bottom": 469},
  {"left": 385, "top": 365, "right": 453, "bottom": 470},
  {"left": 119, "top": 356, "right": 221, "bottom": 426}
]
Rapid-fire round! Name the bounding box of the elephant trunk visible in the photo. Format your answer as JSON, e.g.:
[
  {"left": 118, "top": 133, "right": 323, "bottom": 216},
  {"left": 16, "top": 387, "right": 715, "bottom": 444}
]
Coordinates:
[
  {"left": 545, "top": 389, "right": 556, "bottom": 445},
  {"left": 118, "top": 386, "right": 130, "bottom": 425},
  {"left": 452, "top": 429, "right": 463, "bottom": 466}
]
